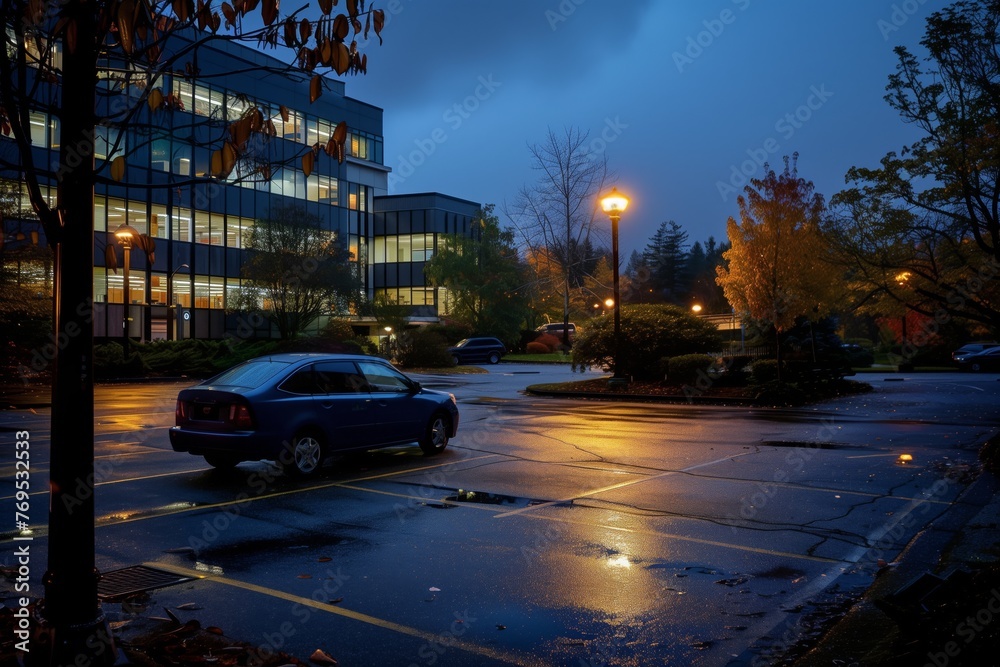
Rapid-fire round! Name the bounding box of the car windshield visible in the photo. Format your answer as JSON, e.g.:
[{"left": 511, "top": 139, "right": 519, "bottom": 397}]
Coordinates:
[{"left": 207, "top": 359, "right": 292, "bottom": 388}]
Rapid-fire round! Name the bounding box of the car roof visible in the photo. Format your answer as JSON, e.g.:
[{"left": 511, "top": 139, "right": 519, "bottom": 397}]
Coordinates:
[{"left": 245, "top": 353, "right": 383, "bottom": 364}]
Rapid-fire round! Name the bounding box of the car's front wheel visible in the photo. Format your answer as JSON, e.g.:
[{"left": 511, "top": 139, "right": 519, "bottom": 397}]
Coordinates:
[
  {"left": 419, "top": 413, "right": 451, "bottom": 456},
  {"left": 451, "top": 354, "right": 461, "bottom": 366},
  {"left": 487, "top": 351, "right": 501, "bottom": 365},
  {"left": 282, "top": 431, "right": 326, "bottom": 477}
]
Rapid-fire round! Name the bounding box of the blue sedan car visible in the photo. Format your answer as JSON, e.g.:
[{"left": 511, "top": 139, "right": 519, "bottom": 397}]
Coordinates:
[{"left": 169, "top": 354, "right": 459, "bottom": 476}]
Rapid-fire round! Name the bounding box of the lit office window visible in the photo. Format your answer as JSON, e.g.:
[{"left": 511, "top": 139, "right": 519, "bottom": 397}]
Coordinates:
[
  {"left": 171, "top": 273, "right": 191, "bottom": 307},
  {"left": 171, "top": 207, "right": 192, "bottom": 243},
  {"left": 94, "top": 196, "right": 107, "bottom": 233},
  {"left": 93, "top": 268, "right": 108, "bottom": 304},
  {"left": 150, "top": 205, "right": 169, "bottom": 238},
  {"left": 106, "top": 198, "right": 126, "bottom": 233}
]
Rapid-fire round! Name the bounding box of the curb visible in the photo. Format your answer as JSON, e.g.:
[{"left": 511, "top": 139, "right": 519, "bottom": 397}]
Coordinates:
[
  {"left": 789, "top": 468, "right": 1000, "bottom": 665},
  {"left": 523, "top": 385, "right": 762, "bottom": 406}
]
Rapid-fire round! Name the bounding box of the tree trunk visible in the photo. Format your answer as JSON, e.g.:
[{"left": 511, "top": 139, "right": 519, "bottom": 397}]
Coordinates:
[{"left": 35, "top": 1, "right": 116, "bottom": 664}]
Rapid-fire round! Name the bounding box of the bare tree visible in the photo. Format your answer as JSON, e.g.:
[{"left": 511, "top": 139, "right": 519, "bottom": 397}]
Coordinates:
[{"left": 505, "top": 127, "right": 612, "bottom": 345}]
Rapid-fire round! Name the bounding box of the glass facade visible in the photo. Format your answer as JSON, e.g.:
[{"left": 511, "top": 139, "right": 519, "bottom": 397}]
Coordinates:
[{"left": 1, "top": 31, "right": 478, "bottom": 341}]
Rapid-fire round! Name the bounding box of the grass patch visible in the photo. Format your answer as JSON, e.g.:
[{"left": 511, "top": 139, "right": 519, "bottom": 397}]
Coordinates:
[{"left": 503, "top": 352, "right": 572, "bottom": 363}]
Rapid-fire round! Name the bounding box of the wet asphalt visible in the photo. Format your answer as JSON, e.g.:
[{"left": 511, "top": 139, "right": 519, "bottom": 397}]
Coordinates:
[{"left": 1, "top": 367, "right": 998, "bottom": 666}]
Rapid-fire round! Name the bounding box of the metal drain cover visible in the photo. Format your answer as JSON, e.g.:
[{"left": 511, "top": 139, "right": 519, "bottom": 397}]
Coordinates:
[{"left": 98, "top": 565, "right": 194, "bottom": 601}]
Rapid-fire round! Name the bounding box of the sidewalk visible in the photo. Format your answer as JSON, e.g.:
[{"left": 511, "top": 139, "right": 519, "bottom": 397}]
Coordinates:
[{"left": 790, "top": 467, "right": 1000, "bottom": 665}]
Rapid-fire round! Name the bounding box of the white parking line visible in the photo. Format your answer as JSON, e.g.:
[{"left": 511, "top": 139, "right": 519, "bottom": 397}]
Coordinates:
[{"left": 492, "top": 451, "right": 756, "bottom": 518}]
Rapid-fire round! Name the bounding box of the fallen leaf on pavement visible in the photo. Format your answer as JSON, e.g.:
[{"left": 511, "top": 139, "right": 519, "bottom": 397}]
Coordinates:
[{"left": 310, "top": 648, "right": 338, "bottom": 665}]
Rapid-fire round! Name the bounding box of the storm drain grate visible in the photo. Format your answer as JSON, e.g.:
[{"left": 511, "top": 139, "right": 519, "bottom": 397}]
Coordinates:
[{"left": 98, "top": 565, "right": 194, "bottom": 601}]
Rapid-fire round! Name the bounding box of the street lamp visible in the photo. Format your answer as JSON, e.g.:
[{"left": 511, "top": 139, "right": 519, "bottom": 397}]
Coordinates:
[
  {"left": 114, "top": 223, "right": 141, "bottom": 353},
  {"left": 600, "top": 188, "right": 629, "bottom": 387},
  {"left": 895, "top": 271, "right": 913, "bottom": 371},
  {"left": 691, "top": 303, "right": 703, "bottom": 314},
  {"left": 384, "top": 325, "right": 393, "bottom": 359},
  {"left": 170, "top": 263, "right": 190, "bottom": 341}
]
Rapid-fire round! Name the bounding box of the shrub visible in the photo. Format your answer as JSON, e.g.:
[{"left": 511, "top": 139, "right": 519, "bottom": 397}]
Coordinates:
[
  {"left": 571, "top": 304, "right": 723, "bottom": 380},
  {"left": 94, "top": 342, "right": 147, "bottom": 379},
  {"left": 750, "top": 359, "right": 781, "bottom": 384},
  {"left": 526, "top": 341, "right": 550, "bottom": 354},
  {"left": 667, "top": 354, "right": 718, "bottom": 385},
  {"left": 750, "top": 380, "right": 807, "bottom": 407},
  {"left": 396, "top": 327, "right": 455, "bottom": 368},
  {"left": 533, "top": 333, "right": 562, "bottom": 352}
]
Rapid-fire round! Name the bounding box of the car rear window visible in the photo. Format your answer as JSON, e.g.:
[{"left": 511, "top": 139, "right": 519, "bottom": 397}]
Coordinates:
[{"left": 208, "top": 360, "right": 291, "bottom": 389}]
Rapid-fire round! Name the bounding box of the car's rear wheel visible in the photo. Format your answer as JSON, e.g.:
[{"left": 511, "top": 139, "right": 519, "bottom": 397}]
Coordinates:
[
  {"left": 419, "top": 412, "right": 451, "bottom": 456},
  {"left": 972, "top": 362, "right": 983, "bottom": 372},
  {"left": 487, "top": 351, "right": 501, "bottom": 365},
  {"left": 204, "top": 454, "right": 240, "bottom": 470},
  {"left": 282, "top": 431, "right": 325, "bottom": 477}
]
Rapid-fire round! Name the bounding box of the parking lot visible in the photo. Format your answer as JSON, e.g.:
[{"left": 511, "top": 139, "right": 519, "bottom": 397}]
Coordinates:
[{"left": 2, "top": 367, "right": 998, "bottom": 665}]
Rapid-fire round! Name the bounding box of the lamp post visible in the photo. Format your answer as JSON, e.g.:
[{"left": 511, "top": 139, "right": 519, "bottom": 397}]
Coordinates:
[
  {"left": 114, "top": 223, "right": 140, "bottom": 353},
  {"left": 384, "top": 325, "right": 393, "bottom": 359},
  {"left": 600, "top": 188, "right": 629, "bottom": 387},
  {"left": 691, "top": 303, "right": 703, "bottom": 315},
  {"left": 170, "top": 263, "right": 190, "bottom": 341},
  {"left": 895, "top": 271, "right": 913, "bottom": 371}
]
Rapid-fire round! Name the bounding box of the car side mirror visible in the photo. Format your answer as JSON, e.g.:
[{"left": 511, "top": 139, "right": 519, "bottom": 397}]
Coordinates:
[{"left": 409, "top": 381, "right": 422, "bottom": 393}]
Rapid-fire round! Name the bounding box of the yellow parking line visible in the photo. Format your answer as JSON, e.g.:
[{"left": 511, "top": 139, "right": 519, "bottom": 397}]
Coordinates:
[
  {"left": 145, "top": 562, "right": 540, "bottom": 667},
  {"left": 518, "top": 513, "right": 846, "bottom": 564}
]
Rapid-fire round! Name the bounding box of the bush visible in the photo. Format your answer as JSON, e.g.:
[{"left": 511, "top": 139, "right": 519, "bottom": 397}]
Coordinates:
[
  {"left": 94, "top": 342, "right": 147, "bottom": 379},
  {"left": 571, "top": 304, "right": 723, "bottom": 380},
  {"left": 526, "top": 341, "right": 550, "bottom": 354},
  {"left": 533, "top": 333, "right": 562, "bottom": 352},
  {"left": 667, "top": 354, "right": 718, "bottom": 385},
  {"left": 750, "top": 359, "right": 781, "bottom": 384},
  {"left": 396, "top": 328, "right": 455, "bottom": 368}
]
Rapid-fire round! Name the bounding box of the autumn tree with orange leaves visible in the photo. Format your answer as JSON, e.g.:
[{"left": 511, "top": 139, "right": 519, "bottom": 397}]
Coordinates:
[
  {"left": 716, "top": 155, "right": 843, "bottom": 339},
  {"left": 0, "top": 0, "right": 383, "bottom": 661}
]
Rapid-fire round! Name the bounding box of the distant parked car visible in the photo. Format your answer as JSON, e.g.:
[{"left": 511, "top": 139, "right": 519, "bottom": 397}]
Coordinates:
[
  {"left": 448, "top": 337, "right": 506, "bottom": 365},
  {"left": 952, "top": 342, "right": 1000, "bottom": 364},
  {"left": 536, "top": 322, "right": 578, "bottom": 341},
  {"left": 169, "top": 354, "right": 459, "bottom": 476},
  {"left": 956, "top": 346, "right": 1000, "bottom": 372}
]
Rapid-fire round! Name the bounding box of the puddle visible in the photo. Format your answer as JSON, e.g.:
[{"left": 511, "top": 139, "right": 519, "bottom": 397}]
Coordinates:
[
  {"left": 759, "top": 440, "right": 859, "bottom": 450},
  {"left": 444, "top": 489, "right": 517, "bottom": 505}
]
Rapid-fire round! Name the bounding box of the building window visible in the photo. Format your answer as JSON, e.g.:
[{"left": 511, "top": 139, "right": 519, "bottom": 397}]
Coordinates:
[
  {"left": 172, "top": 274, "right": 191, "bottom": 307},
  {"left": 150, "top": 205, "right": 169, "bottom": 239},
  {"left": 171, "top": 207, "right": 192, "bottom": 243}
]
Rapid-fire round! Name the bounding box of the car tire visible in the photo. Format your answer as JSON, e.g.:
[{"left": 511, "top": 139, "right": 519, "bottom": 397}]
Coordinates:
[
  {"left": 419, "top": 412, "right": 451, "bottom": 456},
  {"left": 451, "top": 354, "right": 461, "bottom": 366},
  {"left": 972, "top": 362, "right": 982, "bottom": 372},
  {"left": 487, "top": 351, "right": 501, "bottom": 365},
  {"left": 282, "top": 431, "right": 326, "bottom": 477},
  {"left": 204, "top": 454, "right": 240, "bottom": 470}
]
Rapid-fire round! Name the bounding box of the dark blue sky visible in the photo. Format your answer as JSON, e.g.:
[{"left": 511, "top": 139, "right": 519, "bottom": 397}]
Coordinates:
[{"left": 345, "top": 0, "right": 944, "bottom": 256}]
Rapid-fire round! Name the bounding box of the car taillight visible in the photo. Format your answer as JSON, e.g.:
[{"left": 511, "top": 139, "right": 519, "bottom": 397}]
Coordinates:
[
  {"left": 175, "top": 399, "right": 187, "bottom": 422},
  {"left": 228, "top": 403, "right": 255, "bottom": 429}
]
